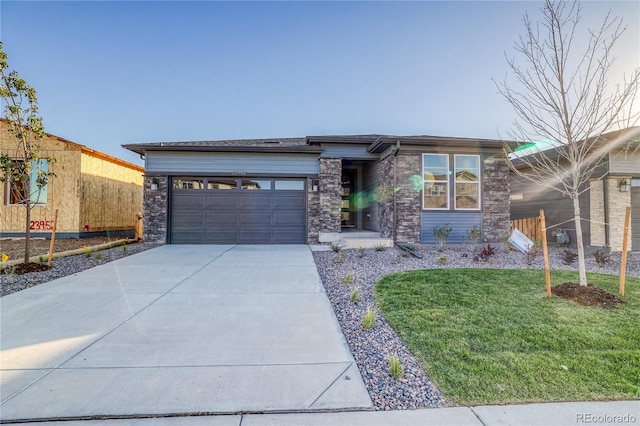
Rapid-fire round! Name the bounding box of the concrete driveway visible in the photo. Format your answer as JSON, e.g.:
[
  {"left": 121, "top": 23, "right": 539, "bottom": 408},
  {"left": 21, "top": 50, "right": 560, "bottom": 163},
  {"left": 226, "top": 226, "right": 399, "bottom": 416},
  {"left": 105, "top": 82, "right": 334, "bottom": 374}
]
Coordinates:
[{"left": 0, "top": 245, "right": 372, "bottom": 422}]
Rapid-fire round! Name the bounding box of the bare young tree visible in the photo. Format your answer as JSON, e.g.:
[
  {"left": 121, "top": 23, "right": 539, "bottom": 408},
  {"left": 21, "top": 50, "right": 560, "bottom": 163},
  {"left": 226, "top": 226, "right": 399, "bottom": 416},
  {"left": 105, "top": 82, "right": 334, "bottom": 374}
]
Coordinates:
[
  {"left": 0, "top": 42, "right": 55, "bottom": 264},
  {"left": 496, "top": 0, "right": 640, "bottom": 286}
]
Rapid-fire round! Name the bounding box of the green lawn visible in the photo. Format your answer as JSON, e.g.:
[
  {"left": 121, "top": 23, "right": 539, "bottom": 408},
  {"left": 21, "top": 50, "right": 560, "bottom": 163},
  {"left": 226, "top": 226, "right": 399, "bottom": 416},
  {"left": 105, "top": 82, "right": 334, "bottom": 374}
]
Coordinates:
[{"left": 374, "top": 269, "right": 640, "bottom": 405}]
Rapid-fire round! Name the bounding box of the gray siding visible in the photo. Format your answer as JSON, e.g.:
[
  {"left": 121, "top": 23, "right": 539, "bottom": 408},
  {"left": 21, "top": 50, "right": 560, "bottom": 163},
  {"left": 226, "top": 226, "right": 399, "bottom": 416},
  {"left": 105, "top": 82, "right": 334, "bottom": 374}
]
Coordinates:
[
  {"left": 510, "top": 176, "right": 591, "bottom": 247},
  {"left": 320, "top": 144, "right": 378, "bottom": 159},
  {"left": 146, "top": 152, "right": 319, "bottom": 175},
  {"left": 609, "top": 151, "right": 640, "bottom": 175},
  {"left": 632, "top": 181, "right": 640, "bottom": 251},
  {"left": 362, "top": 161, "right": 379, "bottom": 231},
  {"left": 421, "top": 212, "right": 482, "bottom": 244}
]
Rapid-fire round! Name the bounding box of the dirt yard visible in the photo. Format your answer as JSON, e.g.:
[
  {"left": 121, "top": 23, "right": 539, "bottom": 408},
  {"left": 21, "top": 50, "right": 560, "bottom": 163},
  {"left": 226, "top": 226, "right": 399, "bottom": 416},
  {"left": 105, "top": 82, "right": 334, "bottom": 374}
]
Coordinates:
[{"left": 0, "top": 237, "right": 115, "bottom": 261}]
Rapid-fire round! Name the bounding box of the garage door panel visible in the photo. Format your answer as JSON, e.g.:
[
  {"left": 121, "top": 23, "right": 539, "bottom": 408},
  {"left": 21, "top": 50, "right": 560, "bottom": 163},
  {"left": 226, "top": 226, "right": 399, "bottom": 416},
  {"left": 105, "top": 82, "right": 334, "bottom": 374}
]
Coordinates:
[
  {"left": 205, "top": 230, "right": 239, "bottom": 243},
  {"left": 273, "top": 213, "right": 304, "bottom": 225},
  {"left": 172, "top": 194, "right": 206, "bottom": 210},
  {"left": 239, "top": 213, "right": 272, "bottom": 225},
  {"left": 273, "top": 195, "right": 305, "bottom": 208},
  {"left": 238, "top": 230, "right": 272, "bottom": 243},
  {"left": 171, "top": 231, "right": 206, "bottom": 244},
  {"left": 204, "top": 213, "right": 238, "bottom": 225},
  {"left": 272, "top": 230, "right": 306, "bottom": 243},
  {"left": 240, "top": 196, "right": 273, "bottom": 209},
  {"left": 172, "top": 212, "right": 205, "bottom": 226},
  {"left": 205, "top": 195, "right": 238, "bottom": 210}
]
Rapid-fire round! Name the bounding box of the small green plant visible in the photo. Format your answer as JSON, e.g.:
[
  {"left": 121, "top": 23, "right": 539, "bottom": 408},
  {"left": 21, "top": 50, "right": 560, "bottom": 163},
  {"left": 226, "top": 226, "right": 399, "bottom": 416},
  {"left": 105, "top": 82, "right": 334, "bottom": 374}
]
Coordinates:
[
  {"left": 94, "top": 252, "right": 102, "bottom": 260},
  {"left": 593, "top": 249, "right": 610, "bottom": 268},
  {"left": 334, "top": 251, "right": 345, "bottom": 264},
  {"left": 121, "top": 244, "right": 128, "bottom": 254},
  {"left": 329, "top": 242, "right": 341, "bottom": 253},
  {"left": 437, "top": 254, "right": 448, "bottom": 266},
  {"left": 391, "top": 255, "right": 401, "bottom": 264},
  {"left": 388, "top": 353, "right": 405, "bottom": 380},
  {"left": 433, "top": 223, "right": 452, "bottom": 251},
  {"left": 357, "top": 247, "right": 366, "bottom": 258},
  {"left": 1, "top": 254, "right": 16, "bottom": 285},
  {"left": 38, "top": 255, "right": 45, "bottom": 263},
  {"left": 465, "top": 225, "right": 481, "bottom": 251},
  {"left": 362, "top": 306, "right": 376, "bottom": 330},
  {"left": 349, "top": 287, "right": 360, "bottom": 304},
  {"left": 561, "top": 249, "right": 578, "bottom": 265},
  {"left": 500, "top": 233, "right": 517, "bottom": 251},
  {"left": 341, "top": 272, "right": 354, "bottom": 285},
  {"left": 373, "top": 244, "right": 387, "bottom": 252}
]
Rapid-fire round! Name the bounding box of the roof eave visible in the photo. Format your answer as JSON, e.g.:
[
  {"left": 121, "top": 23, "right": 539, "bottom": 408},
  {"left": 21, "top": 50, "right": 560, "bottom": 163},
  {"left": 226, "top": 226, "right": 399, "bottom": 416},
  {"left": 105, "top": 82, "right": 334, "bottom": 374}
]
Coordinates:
[{"left": 122, "top": 144, "right": 324, "bottom": 155}]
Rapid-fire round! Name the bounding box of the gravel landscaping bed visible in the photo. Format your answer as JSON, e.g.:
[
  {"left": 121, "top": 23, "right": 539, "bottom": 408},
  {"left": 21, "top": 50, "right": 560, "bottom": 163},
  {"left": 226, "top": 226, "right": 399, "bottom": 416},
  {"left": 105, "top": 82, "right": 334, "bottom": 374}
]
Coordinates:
[
  {"left": 1, "top": 242, "right": 160, "bottom": 297},
  {"left": 312, "top": 244, "right": 639, "bottom": 410}
]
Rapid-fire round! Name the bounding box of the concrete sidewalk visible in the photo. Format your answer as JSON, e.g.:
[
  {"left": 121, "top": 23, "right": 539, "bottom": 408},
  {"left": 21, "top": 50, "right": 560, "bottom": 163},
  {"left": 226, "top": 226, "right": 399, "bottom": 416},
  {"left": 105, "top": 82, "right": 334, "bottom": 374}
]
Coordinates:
[
  {"left": 9, "top": 400, "right": 640, "bottom": 425},
  {"left": 0, "top": 245, "right": 371, "bottom": 422}
]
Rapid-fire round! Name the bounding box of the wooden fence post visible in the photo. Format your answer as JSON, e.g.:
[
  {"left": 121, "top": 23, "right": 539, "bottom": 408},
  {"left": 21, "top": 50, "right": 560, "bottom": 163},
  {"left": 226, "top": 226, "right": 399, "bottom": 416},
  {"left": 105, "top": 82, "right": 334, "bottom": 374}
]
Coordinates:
[
  {"left": 48, "top": 209, "right": 59, "bottom": 267},
  {"left": 135, "top": 212, "right": 143, "bottom": 241},
  {"left": 540, "top": 209, "right": 551, "bottom": 298},
  {"left": 620, "top": 206, "right": 631, "bottom": 297}
]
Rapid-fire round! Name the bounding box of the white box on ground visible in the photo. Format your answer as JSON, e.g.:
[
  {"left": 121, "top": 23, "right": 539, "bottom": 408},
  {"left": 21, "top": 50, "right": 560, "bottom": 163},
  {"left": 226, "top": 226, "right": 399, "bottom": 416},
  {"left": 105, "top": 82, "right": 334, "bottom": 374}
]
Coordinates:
[{"left": 508, "top": 229, "right": 534, "bottom": 253}]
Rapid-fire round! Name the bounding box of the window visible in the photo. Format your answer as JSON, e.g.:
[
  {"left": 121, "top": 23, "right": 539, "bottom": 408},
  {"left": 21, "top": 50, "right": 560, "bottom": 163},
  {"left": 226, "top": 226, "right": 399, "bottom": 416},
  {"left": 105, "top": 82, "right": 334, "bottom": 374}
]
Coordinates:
[
  {"left": 6, "top": 159, "right": 49, "bottom": 205},
  {"left": 242, "top": 179, "right": 271, "bottom": 190},
  {"left": 423, "top": 154, "right": 449, "bottom": 209},
  {"left": 207, "top": 178, "right": 237, "bottom": 190},
  {"left": 173, "top": 178, "right": 204, "bottom": 189},
  {"left": 454, "top": 155, "right": 480, "bottom": 210},
  {"left": 274, "top": 180, "right": 304, "bottom": 190}
]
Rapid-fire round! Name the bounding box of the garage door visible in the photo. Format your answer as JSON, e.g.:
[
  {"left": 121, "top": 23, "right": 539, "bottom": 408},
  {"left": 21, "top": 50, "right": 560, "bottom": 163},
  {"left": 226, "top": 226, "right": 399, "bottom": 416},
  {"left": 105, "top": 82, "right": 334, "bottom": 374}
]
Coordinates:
[
  {"left": 170, "top": 177, "right": 306, "bottom": 244},
  {"left": 632, "top": 179, "right": 640, "bottom": 251}
]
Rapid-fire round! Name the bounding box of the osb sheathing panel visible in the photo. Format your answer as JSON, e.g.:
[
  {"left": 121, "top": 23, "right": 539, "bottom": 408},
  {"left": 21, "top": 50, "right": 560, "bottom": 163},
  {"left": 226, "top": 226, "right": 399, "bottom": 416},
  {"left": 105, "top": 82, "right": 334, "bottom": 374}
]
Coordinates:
[
  {"left": 0, "top": 124, "right": 82, "bottom": 233},
  {"left": 79, "top": 152, "right": 143, "bottom": 232}
]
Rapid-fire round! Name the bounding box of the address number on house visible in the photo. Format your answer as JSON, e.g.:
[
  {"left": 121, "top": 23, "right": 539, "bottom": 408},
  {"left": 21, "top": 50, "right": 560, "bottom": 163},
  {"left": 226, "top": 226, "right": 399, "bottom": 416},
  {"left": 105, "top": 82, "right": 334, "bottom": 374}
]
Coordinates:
[{"left": 29, "top": 220, "right": 54, "bottom": 231}]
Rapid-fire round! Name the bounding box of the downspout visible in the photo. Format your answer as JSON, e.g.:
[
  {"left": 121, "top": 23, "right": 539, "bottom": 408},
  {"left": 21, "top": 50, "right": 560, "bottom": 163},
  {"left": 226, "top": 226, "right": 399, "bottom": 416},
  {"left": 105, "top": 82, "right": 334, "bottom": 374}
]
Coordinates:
[
  {"left": 603, "top": 178, "right": 609, "bottom": 247},
  {"left": 392, "top": 140, "right": 400, "bottom": 243}
]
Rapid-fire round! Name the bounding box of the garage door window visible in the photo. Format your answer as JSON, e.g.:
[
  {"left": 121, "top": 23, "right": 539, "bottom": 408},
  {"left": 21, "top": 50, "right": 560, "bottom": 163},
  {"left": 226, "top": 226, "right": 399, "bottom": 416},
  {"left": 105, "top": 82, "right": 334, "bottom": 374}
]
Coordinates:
[
  {"left": 274, "top": 180, "right": 304, "bottom": 190},
  {"left": 242, "top": 179, "right": 271, "bottom": 190},
  {"left": 207, "top": 178, "right": 237, "bottom": 190},
  {"left": 174, "top": 178, "right": 204, "bottom": 189}
]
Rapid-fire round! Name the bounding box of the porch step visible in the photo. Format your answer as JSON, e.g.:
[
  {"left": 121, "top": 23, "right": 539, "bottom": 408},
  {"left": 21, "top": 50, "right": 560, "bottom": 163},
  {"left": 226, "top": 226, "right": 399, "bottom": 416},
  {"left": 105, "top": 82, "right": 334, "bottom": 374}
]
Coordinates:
[{"left": 339, "top": 237, "right": 394, "bottom": 249}]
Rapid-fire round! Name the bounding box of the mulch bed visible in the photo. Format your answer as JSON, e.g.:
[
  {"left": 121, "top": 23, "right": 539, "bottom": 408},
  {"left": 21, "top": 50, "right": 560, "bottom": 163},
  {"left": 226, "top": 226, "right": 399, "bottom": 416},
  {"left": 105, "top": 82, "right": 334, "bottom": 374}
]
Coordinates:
[
  {"left": 552, "top": 282, "right": 625, "bottom": 309},
  {"left": 1, "top": 262, "right": 51, "bottom": 275}
]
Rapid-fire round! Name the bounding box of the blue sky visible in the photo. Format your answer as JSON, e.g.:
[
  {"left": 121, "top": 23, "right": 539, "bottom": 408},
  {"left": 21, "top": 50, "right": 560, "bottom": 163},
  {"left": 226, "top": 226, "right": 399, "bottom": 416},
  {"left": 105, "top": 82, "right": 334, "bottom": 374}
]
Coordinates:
[{"left": 1, "top": 1, "right": 638, "bottom": 165}]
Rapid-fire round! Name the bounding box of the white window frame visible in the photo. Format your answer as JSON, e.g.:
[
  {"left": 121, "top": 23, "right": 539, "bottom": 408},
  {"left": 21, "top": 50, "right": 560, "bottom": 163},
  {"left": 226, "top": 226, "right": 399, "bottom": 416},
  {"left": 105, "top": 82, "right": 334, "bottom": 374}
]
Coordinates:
[
  {"left": 454, "top": 154, "right": 481, "bottom": 211},
  {"left": 422, "top": 154, "right": 450, "bottom": 210}
]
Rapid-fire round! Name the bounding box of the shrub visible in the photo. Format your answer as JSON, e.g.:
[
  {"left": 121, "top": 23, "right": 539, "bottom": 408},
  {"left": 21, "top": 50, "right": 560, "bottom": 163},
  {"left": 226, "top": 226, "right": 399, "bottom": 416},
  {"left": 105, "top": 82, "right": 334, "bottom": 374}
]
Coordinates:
[
  {"left": 525, "top": 246, "right": 540, "bottom": 265},
  {"left": 433, "top": 223, "right": 452, "bottom": 251},
  {"left": 94, "top": 252, "right": 102, "bottom": 260},
  {"left": 437, "top": 254, "right": 448, "bottom": 266},
  {"left": 357, "top": 247, "right": 366, "bottom": 258},
  {"left": 561, "top": 249, "right": 578, "bottom": 265},
  {"left": 373, "top": 244, "right": 387, "bottom": 252},
  {"left": 465, "top": 225, "right": 481, "bottom": 250},
  {"left": 362, "top": 306, "right": 376, "bottom": 330},
  {"left": 334, "top": 252, "right": 345, "bottom": 264},
  {"left": 38, "top": 255, "right": 45, "bottom": 263},
  {"left": 388, "top": 354, "right": 405, "bottom": 380},
  {"left": 341, "top": 272, "right": 354, "bottom": 285},
  {"left": 329, "top": 242, "right": 341, "bottom": 253},
  {"left": 121, "top": 244, "right": 128, "bottom": 254},
  {"left": 349, "top": 287, "right": 360, "bottom": 304},
  {"left": 593, "top": 249, "right": 610, "bottom": 268},
  {"left": 475, "top": 244, "right": 496, "bottom": 262}
]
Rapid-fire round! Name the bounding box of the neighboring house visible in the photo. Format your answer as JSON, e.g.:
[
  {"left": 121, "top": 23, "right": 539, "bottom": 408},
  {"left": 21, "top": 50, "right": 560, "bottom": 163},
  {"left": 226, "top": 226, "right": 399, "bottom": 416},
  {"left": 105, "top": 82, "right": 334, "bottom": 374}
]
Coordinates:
[
  {"left": 510, "top": 127, "right": 640, "bottom": 251},
  {"left": 1, "top": 120, "right": 144, "bottom": 238},
  {"left": 124, "top": 134, "right": 516, "bottom": 246}
]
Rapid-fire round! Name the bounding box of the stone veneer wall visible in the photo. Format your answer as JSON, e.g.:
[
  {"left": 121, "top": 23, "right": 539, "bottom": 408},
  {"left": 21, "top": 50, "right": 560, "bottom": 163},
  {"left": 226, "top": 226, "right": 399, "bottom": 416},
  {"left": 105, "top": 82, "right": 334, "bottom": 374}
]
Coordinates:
[
  {"left": 605, "top": 176, "right": 632, "bottom": 251},
  {"left": 589, "top": 179, "right": 606, "bottom": 247},
  {"left": 307, "top": 177, "right": 320, "bottom": 244},
  {"left": 377, "top": 155, "right": 394, "bottom": 238},
  {"left": 142, "top": 175, "right": 168, "bottom": 243},
  {"left": 395, "top": 154, "right": 421, "bottom": 243},
  {"left": 319, "top": 158, "right": 341, "bottom": 234},
  {"left": 482, "top": 156, "right": 511, "bottom": 242}
]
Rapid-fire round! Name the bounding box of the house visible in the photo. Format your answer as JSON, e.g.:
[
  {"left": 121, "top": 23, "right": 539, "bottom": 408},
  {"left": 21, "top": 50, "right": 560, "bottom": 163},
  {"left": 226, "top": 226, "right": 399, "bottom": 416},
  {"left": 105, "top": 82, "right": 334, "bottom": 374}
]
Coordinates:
[
  {"left": 510, "top": 127, "right": 640, "bottom": 251},
  {"left": 124, "top": 134, "right": 517, "bottom": 246},
  {"left": 1, "top": 120, "right": 144, "bottom": 238}
]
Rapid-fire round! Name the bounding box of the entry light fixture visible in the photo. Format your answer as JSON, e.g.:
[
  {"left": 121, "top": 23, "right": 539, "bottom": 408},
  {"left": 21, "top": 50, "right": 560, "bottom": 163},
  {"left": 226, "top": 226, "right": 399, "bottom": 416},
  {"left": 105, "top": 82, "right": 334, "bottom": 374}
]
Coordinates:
[
  {"left": 150, "top": 178, "right": 159, "bottom": 191},
  {"left": 312, "top": 179, "right": 319, "bottom": 192},
  {"left": 619, "top": 179, "right": 631, "bottom": 193}
]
